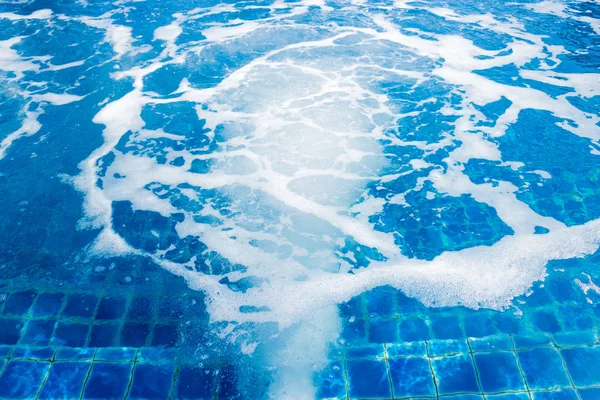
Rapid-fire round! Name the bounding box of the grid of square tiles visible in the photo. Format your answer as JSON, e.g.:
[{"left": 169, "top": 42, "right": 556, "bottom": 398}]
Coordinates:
[
  {"left": 0, "top": 255, "right": 598, "bottom": 399},
  {"left": 321, "top": 263, "right": 600, "bottom": 400},
  {"left": 337, "top": 279, "right": 600, "bottom": 349},
  {"left": 0, "top": 258, "right": 241, "bottom": 399},
  {"left": 0, "top": 266, "right": 207, "bottom": 351},
  {"left": 0, "top": 345, "right": 242, "bottom": 399},
  {"left": 316, "top": 336, "right": 600, "bottom": 399}
]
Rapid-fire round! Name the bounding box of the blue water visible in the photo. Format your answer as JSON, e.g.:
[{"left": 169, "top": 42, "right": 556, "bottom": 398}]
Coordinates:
[{"left": 0, "top": 0, "right": 599, "bottom": 398}]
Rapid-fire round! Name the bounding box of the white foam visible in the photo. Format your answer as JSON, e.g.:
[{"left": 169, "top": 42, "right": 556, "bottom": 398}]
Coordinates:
[
  {"left": 525, "top": 1, "right": 600, "bottom": 35},
  {"left": 0, "top": 110, "right": 41, "bottom": 160},
  {"left": 79, "top": 16, "right": 134, "bottom": 58},
  {"left": 76, "top": 0, "right": 600, "bottom": 331},
  {"left": 153, "top": 14, "right": 184, "bottom": 57},
  {"left": 64, "top": 1, "right": 600, "bottom": 397},
  {"left": 0, "top": 9, "right": 52, "bottom": 20},
  {"left": 574, "top": 273, "right": 600, "bottom": 304},
  {"left": 0, "top": 37, "right": 41, "bottom": 78}
]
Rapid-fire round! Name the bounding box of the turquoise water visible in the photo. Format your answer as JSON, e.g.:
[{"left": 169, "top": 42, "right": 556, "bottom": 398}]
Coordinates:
[{"left": 0, "top": 0, "right": 599, "bottom": 398}]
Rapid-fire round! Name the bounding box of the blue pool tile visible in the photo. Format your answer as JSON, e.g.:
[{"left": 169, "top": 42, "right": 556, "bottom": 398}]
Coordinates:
[
  {"left": 470, "top": 334, "right": 513, "bottom": 352},
  {"left": 347, "top": 359, "right": 391, "bottom": 398},
  {"left": 3, "top": 290, "right": 37, "bottom": 316},
  {"left": 11, "top": 346, "right": 55, "bottom": 360},
  {"left": 487, "top": 394, "right": 530, "bottom": 400},
  {"left": 0, "top": 345, "right": 12, "bottom": 357},
  {"left": 552, "top": 330, "right": 596, "bottom": 347},
  {"left": 365, "top": 286, "right": 395, "bottom": 318},
  {"left": 517, "top": 347, "right": 570, "bottom": 389},
  {"left": 428, "top": 338, "right": 469, "bottom": 356},
  {"left": 137, "top": 347, "right": 178, "bottom": 364},
  {"left": 152, "top": 324, "right": 179, "bottom": 347},
  {"left": 399, "top": 317, "right": 430, "bottom": 342},
  {"left": 96, "top": 347, "right": 137, "bottom": 361},
  {"left": 444, "top": 395, "right": 484, "bottom": 400},
  {"left": 55, "top": 347, "right": 96, "bottom": 361},
  {"left": 63, "top": 293, "right": 98, "bottom": 319},
  {"left": 561, "top": 346, "right": 600, "bottom": 386},
  {"left": 217, "top": 364, "right": 241, "bottom": 400},
  {"left": 120, "top": 322, "right": 150, "bottom": 347},
  {"left": 532, "top": 389, "right": 578, "bottom": 400},
  {"left": 388, "top": 357, "right": 435, "bottom": 397},
  {"left": 474, "top": 351, "right": 525, "bottom": 392},
  {"left": 387, "top": 341, "right": 427, "bottom": 357},
  {"left": 0, "top": 318, "right": 24, "bottom": 344},
  {"left": 53, "top": 321, "right": 90, "bottom": 347},
  {"left": 129, "top": 363, "right": 175, "bottom": 399},
  {"left": 558, "top": 305, "right": 595, "bottom": 332},
  {"left": 464, "top": 314, "right": 497, "bottom": 338},
  {"left": 430, "top": 314, "right": 464, "bottom": 339},
  {"left": 158, "top": 297, "right": 185, "bottom": 320},
  {"left": 177, "top": 366, "right": 216, "bottom": 399},
  {"left": 39, "top": 361, "right": 91, "bottom": 399},
  {"left": 127, "top": 296, "right": 155, "bottom": 321},
  {"left": 31, "top": 293, "right": 64, "bottom": 317},
  {"left": 82, "top": 362, "right": 132, "bottom": 399},
  {"left": 89, "top": 322, "right": 120, "bottom": 347},
  {"left": 0, "top": 360, "right": 50, "bottom": 398},
  {"left": 328, "top": 344, "right": 345, "bottom": 361},
  {"left": 396, "top": 292, "right": 424, "bottom": 313},
  {"left": 531, "top": 310, "right": 562, "bottom": 333},
  {"left": 513, "top": 333, "right": 552, "bottom": 349},
  {"left": 21, "top": 319, "right": 55, "bottom": 346},
  {"left": 339, "top": 296, "right": 362, "bottom": 318},
  {"left": 579, "top": 388, "right": 600, "bottom": 400},
  {"left": 368, "top": 319, "right": 397, "bottom": 343},
  {"left": 96, "top": 296, "right": 127, "bottom": 320},
  {"left": 432, "top": 354, "right": 480, "bottom": 394},
  {"left": 316, "top": 361, "right": 345, "bottom": 399},
  {"left": 546, "top": 275, "right": 583, "bottom": 303},
  {"left": 494, "top": 312, "right": 524, "bottom": 335},
  {"left": 341, "top": 319, "right": 366, "bottom": 345},
  {"left": 522, "top": 285, "right": 552, "bottom": 307},
  {"left": 346, "top": 345, "right": 384, "bottom": 359}
]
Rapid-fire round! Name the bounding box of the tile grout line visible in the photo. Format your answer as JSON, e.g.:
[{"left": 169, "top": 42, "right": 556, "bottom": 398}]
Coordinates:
[
  {"left": 168, "top": 365, "right": 180, "bottom": 400},
  {"left": 550, "top": 336, "right": 583, "bottom": 400},
  {"left": 123, "top": 348, "right": 140, "bottom": 400},
  {"left": 143, "top": 293, "right": 159, "bottom": 347},
  {"left": 344, "top": 357, "right": 350, "bottom": 400},
  {"left": 114, "top": 288, "right": 136, "bottom": 347},
  {"left": 466, "top": 337, "right": 487, "bottom": 400},
  {"left": 424, "top": 341, "right": 440, "bottom": 400},
  {"left": 45, "top": 293, "right": 69, "bottom": 348},
  {"left": 510, "top": 334, "right": 534, "bottom": 400},
  {"left": 33, "top": 347, "right": 59, "bottom": 400},
  {"left": 79, "top": 348, "right": 99, "bottom": 400},
  {"left": 84, "top": 289, "right": 105, "bottom": 347},
  {"left": 382, "top": 344, "right": 395, "bottom": 399},
  {"left": 168, "top": 347, "right": 184, "bottom": 400},
  {"left": 0, "top": 345, "right": 15, "bottom": 376}
]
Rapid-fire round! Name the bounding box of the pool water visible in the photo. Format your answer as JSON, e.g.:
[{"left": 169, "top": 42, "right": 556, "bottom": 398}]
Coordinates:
[{"left": 0, "top": 0, "right": 599, "bottom": 398}]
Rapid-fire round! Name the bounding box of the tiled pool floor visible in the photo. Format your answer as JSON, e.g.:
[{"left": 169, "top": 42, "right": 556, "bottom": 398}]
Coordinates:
[
  {"left": 0, "top": 336, "right": 599, "bottom": 399},
  {"left": 0, "top": 250, "right": 599, "bottom": 399},
  {"left": 1, "top": 0, "right": 600, "bottom": 397}
]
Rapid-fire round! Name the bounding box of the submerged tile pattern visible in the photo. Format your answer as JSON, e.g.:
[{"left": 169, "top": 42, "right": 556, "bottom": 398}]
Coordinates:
[
  {"left": 316, "top": 338, "right": 600, "bottom": 399},
  {"left": 0, "top": 275, "right": 598, "bottom": 399},
  {"left": 0, "top": 0, "right": 599, "bottom": 397},
  {"left": 0, "top": 257, "right": 240, "bottom": 399},
  {"left": 315, "top": 255, "right": 600, "bottom": 400},
  {"left": 0, "top": 252, "right": 599, "bottom": 399}
]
